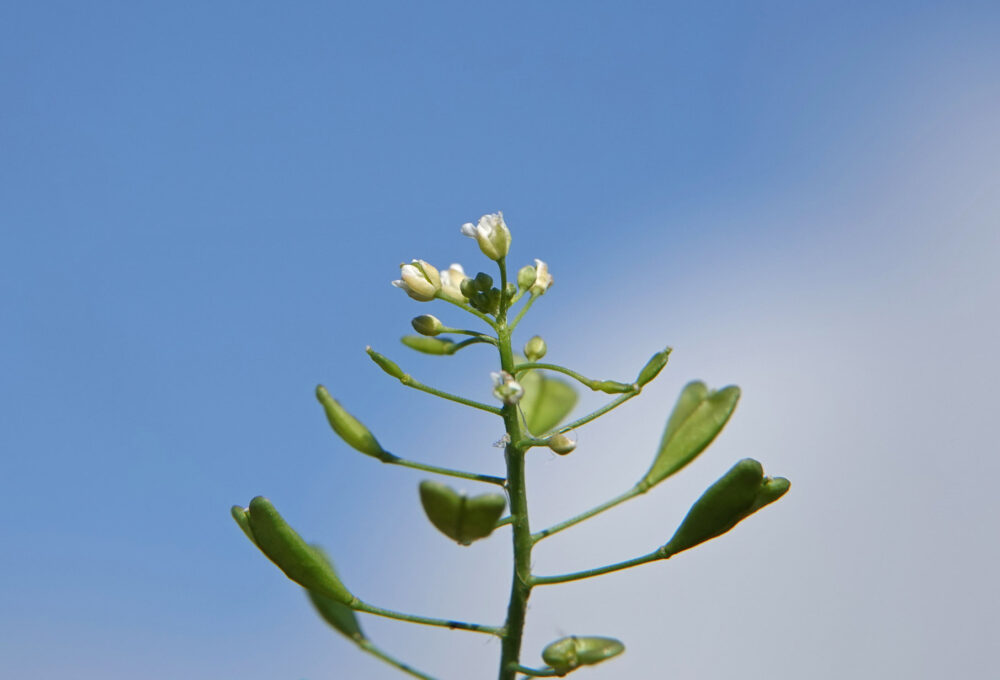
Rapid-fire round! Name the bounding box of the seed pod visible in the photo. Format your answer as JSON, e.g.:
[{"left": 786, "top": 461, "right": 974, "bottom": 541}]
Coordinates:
[
  {"left": 546, "top": 434, "right": 576, "bottom": 455},
  {"left": 541, "top": 636, "right": 625, "bottom": 673},
  {"left": 246, "top": 496, "right": 356, "bottom": 606},
  {"left": 316, "top": 385, "right": 386, "bottom": 458},
  {"left": 639, "top": 381, "right": 740, "bottom": 489},
  {"left": 401, "top": 335, "right": 458, "bottom": 355},
  {"left": 636, "top": 347, "right": 672, "bottom": 386},
  {"left": 365, "top": 346, "right": 406, "bottom": 380},
  {"left": 517, "top": 370, "right": 578, "bottom": 436},
  {"left": 306, "top": 546, "right": 365, "bottom": 641},
  {"left": 662, "top": 458, "right": 788, "bottom": 557},
  {"left": 411, "top": 314, "right": 444, "bottom": 336},
  {"left": 231, "top": 505, "right": 256, "bottom": 544},
  {"left": 523, "top": 335, "right": 547, "bottom": 361},
  {"left": 418, "top": 480, "right": 507, "bottom": 546}
]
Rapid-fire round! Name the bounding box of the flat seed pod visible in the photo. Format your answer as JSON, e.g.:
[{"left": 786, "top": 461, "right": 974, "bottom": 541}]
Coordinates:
[
  {"left": 400, "top": 334, "right": 458, "bottom": 355},
  {"left": 640, "top": 382, "right": 741, "bottom": 489},
  {"left": 748, "top": 476, "right": 791, "bottom": 514},
  {"left": 231, "top": 505, "right": 256, "bottom": 544},
  {"left": 418, "top": 480, "right": 507, "bottom": 546},
  {"left": 366, "top": 347, "right": 406, "bottom": 379},
  {"left": 518, "top": 369, "right": 578, "bottom": 436},
  {"left": 246, "top": 496, "right": 356, "bottom": 606},
  {"left": 315, "top": 385, "right": 386, "bottom": 458},
  {"left": 662, "top": 458, "right": 764, "bottom": 557},
  {"left": 542, "top": 636, "right": 625, "bottom": 673},
  {"left": 306, "top": 546, "right": 365, "bottom": 641},
  {"left": 636, "top": 347, "right": 672, "bottom": 386}
]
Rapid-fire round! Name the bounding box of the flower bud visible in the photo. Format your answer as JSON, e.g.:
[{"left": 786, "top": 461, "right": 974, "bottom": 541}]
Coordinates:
[
  {"left": 315, "top": 385, "right": 386, "bottom": 458},
  {"left": 546, "top": 433, "right": 576, "bottom": 455},
  {"left": 517, "top": 264, "right": 537, "bottom": 289},
  {"left": 245, "top": 496, "right": 357, "bottom": 606},
  {"left": 491, "top": 370, "right": 524, "bottom": 405},
  {"left": 524, "top": 335, "right": 547, "bottom": 361},
  {"left": 460, "top": 211, "right": 511, "bottom": 261},
  {"left": 391, "top": 260, "right": 441, "bottom": 301},
  {"left": 542, "top": 636, "right": 625, "bottom": 673},
  {"left": 473, "top": 272, "right": 493, "bottom": 291},
  {"left": 459, "top": 278, "right": 478, "bottom": 299},
  {"left": 411, "top": 314, "right": 444, "bottom": 336},
  {"left": 439, "top": 263, "right": 469, "bottom": 301},
  {"left": 401, "top": 334, "right": 458, "bottom": 355},
  {"left": 529, "top": 259, "right": 553, "bottom": 296}
]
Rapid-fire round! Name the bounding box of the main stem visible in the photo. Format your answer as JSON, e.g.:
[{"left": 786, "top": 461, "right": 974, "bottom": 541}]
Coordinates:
[{"left": 496, "top": 296, "right": 533, "bottom": 680}]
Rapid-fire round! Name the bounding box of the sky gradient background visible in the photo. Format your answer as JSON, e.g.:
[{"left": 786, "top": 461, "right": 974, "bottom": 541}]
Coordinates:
[{"left": 3, "top": 2, "right": 999, "bottom": 679}]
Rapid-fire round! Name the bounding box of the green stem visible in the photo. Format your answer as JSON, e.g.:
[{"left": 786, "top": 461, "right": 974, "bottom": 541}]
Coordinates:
[
  {"left": 495, "top": 515, "right": 514, "bottom": 528},
  {"left": 509, "top": 294, "right": 538, "bottom": 331},
  {"left": 384, "top": 454, "right": 506, "bottom": 486},
  {"left": 354, "top": 600, "right": 503, "bottom": 636},
  {"left": 531, "top": 550, "right": 663, "bottom": 586},
  {"left": 399, "top": 374, "right": 503, "bottom": 415},
  {"left": 550, "top": 390, "right": 639, "bottom": 436},
  {"left": 439, "top": 327, "right": 498, "bottom": 344},
  {"left": 497, "top": 325, "right": 534, "bottom": 680},
  {"left": 437, "top": 293, "right": 498, "bottom": 330},
  {"left": 512, "top": 362, "right": 600, "bottom": 390},
  {"left": 358, "top": 640, "right": 439, "bottom": 680},
  {"left": 498, "top": 257, "right": 510, "bottom": 323},
  {"left": 532, "top": 487, "right": 642, "bottom": 543},
  {"left": 451, "top": 337, "right": 495, "bottom": 352}
]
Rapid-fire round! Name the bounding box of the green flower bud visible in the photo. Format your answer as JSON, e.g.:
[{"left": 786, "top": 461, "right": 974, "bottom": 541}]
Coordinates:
[
  {"left": 315, "top": 385, "right": 386, "bottom": 458},
  {"left": 401, "top": 335, "right": 458, "bottom": 355},
  {"left": 418, "top": 480, "right": 507, "bottom": 546},
  {"left": 639, "top": 381, "right": 740, "bottom": 489},
  {"left": 474, "top": 272, "right": 494, "bottom": 292},
  {"left": 546, "top": 433, "right": 576, "bottom": 455},
  {"left": 636, "top": 347, "right": 672, "bottom": 387},
  {"left": 365, "top": 346, "right": 406, "bottom": 380},
  {"left": 411, "top": 314, "right": 444, "bottom": 336},
  {"left": 504, "top": 281, "right": 517, "bottom": 298},
  {"left": 459, "top": 277, "right": 478, "bottom": 299},
  {"left": 541, "top": 636, "right": 625, "bottom": 673},
  {"left": 594, "top": 380, "right": 632, "bottom": 394},
  {"left": 661, "top": 458, "right": 789, "bottom": 557},
  {"left": 517, "top": 264, "right": 537, "bottom": 289},
  {"left": 523, "top": 335, "right": 547, "bottom": 361},
  {"left": 246, "top": 496, "right": 356, "bottom": 606}
]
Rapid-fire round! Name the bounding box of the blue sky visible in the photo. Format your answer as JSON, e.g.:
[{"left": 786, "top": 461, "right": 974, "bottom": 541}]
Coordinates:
[{"left": 2, "top": 2, "right": 998, "bottom": 678}]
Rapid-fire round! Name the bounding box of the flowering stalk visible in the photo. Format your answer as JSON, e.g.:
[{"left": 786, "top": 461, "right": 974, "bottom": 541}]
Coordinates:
[{"left": 231, "top": 212, "right": 790, "bottom": 680}]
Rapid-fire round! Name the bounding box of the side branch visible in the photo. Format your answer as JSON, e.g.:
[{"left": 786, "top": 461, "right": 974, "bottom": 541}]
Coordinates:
[
  {"left": 358, "top": 640, "right": 439, "bottom": 680},
  {"left": 532, "top": 487, "right": 642, "bottom": 543},
  {"left": 381, "top": 451, "right": 506, "bottom": 486},
  {"left": 531, "top": 550, "right": 663, "bottom": 586},
  {"left": 354, "top": 599, "right": 504, "bottom": 636}
]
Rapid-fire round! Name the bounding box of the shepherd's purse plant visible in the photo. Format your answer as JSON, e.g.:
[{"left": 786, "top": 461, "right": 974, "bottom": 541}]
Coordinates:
[{"left": 231, "top": 212, "right": 790, "bottom": 679}]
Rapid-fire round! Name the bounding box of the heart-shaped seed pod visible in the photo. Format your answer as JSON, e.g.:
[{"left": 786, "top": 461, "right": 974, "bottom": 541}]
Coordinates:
[
  {"left": 541, "top": 636, "right": 625, "bottom": 673},
  {"left": 418, "top": 480, "right": 507, "bottom": 546}
]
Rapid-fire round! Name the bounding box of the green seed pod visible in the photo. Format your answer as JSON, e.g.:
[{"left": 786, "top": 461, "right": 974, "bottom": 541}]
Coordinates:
[
  {"left": 517, "top": 370, "right": 578, "bottom": 435},
  {"left": 748, "top": 476, "right": 791, "bottom": 514},
  {"left": 418, "top": 480, "right": 507, "bottom": 546},
  {"left": 517, "top": 264, "right": 537, "bottom": 289},
  {"left": 246, "top": 496, "right": 356, "bottom": 606},
  {"left": 411, "top": 314, "right": 444, "bottom": 336},
  {"left": 231, "top": 505, "right": 256, "bottom": 544},
  {"left": 523, "top": 335, "right": 547, "bottom": 361},
  {"left": 593, "top": 380, "right": 632, "bottom": 394},
  {"left": 306, "top": 546, "right": 365, "bottom": 641},
  {"left": 639, "top": 381, "right": 741, "bottom": 489},
  {"left": 316, "top": 385, "right": 386, "bottom": 458},
  {"left": 541, "top": 636, "right": 625, "bottom": 673},
  {"left": 546, "top": 433, "right": 576, "bottom": 455},
  {"left": 365, "top": 346, "right": 406, "bottom": 380},
  {"left": 662, "top": 458, "right": 771, "bottom": 557},
  {"left": 400, "top": 335, "right": 458, "bottom": 355},
  {"left": 636, "top": 347, "right": 672, "bottom": 386}
]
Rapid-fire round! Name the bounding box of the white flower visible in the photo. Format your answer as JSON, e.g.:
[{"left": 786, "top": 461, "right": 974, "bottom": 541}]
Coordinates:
[
  {"left": 490, "top": 370, "right": 524, "bottom": 405},
  {"left": 439, "top": 263, "right": 469, "bottom": 301},
  {"left": 392, "top": 260, "right": 441, "bottom": 301},
  {"left": 461, "top": 212, "right": 512, "bottom": 261},
  {"left": 529, "top": 258, "right": 553, "bottom": 296}
]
